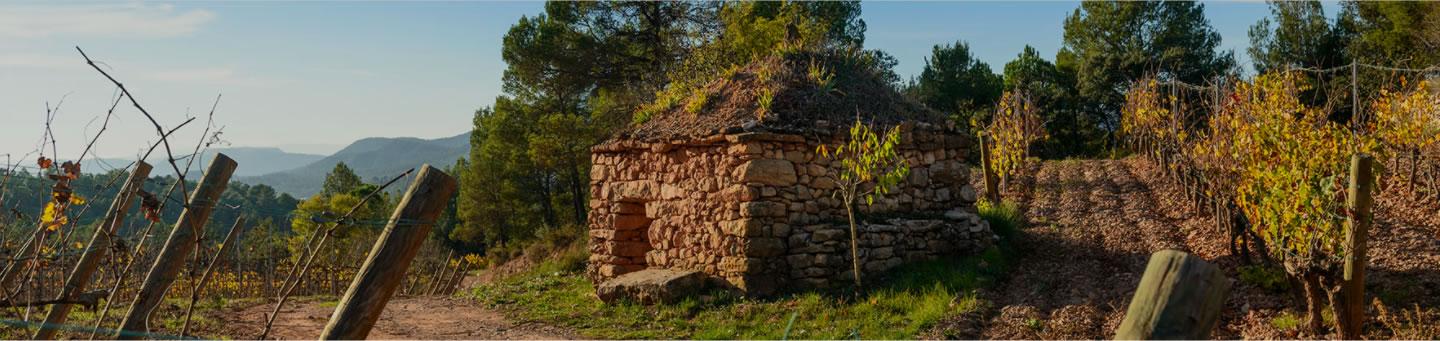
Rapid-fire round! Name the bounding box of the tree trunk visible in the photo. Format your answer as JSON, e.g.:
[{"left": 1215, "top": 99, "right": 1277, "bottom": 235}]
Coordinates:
[
  {"left": 569, "top": 162, "right": 585, "bottom": 225},
  {"left": 979, "top": 133, "right": 1001, "bottom": 204},
  {"left": 1409, "top": 148, "right": 1419, "bottom": 194},
  {"left": 1302, "top": 272, "right": 1326, "bottom": 336},
  {"left": 846, "top": 200, "right": 861, "bottom": 289}
]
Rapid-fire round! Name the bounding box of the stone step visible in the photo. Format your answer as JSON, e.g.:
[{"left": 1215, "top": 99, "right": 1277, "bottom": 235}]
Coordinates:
[{"left": 595, "top": 268, "right": 705, "bottom": 304}]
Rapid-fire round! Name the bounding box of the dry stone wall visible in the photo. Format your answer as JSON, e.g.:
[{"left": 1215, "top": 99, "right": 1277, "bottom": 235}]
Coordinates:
[{"left": 589, "top": 121, "right": 994, "bottom": 296}]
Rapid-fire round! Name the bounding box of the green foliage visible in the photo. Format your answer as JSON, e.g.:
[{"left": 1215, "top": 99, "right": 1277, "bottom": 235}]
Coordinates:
[
  {"left": 320, "top": 162, "right": 362, "bottom": 197},
  {"left": 1248, "top": 0, "right": 1354, "bottom": 119},
  {"left": 807, "top": 57, "right": 837, "bottom": 93},
  {"left": 983, "top": 91, "right": 1047, "bottom": 184},
  {"left": 1340, "top": 1, "right": 1440, "bottom": 68},
  {"left": 0, "top": 168, "right": 297, "bottom": 251},
  {"left": 817, "top": 119, "right": 910, "bottom": 287},
  {"left": 684, "top": 88, "right": 710, "bottom": 114},
  {"left": 1238, "top": 264, "right": 1291, "bottom": 293},
  {"left": 1057, "top": 1, "right": 1234, "bottom": 131},
  {"left": 665, "top": 1, "right": 885, "bottom": 98},
  {"left": 1003, "top": 45, "right": 1096, "bottom": 157},
  {"left": 1249, "top": 0, "right": 1350, "bottom": 73},
  {"left": 757, "top": 88, "right": 775, "bottom": 120},
  {"left": 907, "top": 40, "right": 1003, "bottom": 125},
  {"left": 819, "top": 120, "right": 911, "bottom": 208}
]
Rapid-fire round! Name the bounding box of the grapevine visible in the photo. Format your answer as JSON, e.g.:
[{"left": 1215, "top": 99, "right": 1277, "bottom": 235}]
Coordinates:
[{"left": 983, "top": 91, "right": 1047, "bottom": 185}]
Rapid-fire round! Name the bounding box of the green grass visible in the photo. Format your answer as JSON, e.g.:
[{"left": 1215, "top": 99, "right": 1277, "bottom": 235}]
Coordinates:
[
  {"left": 1271, "top": 310, "right": 1335, "bottom": 332},
  {"left": 1271, "top": 312, "right": 1304, "bottom": 330},
  {"left": 471, "top": 208, "right": 1025, "bottom": 339},
  {"left": 1237, "top": 264, "right": 1290, "bottom": 293},
  {"left": 977, "top": 198, "right": 1023, "bottom": 238}
]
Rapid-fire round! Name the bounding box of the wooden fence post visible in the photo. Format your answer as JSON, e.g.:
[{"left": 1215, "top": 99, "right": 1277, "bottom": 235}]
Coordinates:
[
  {"left": 1116, "top": 249, "right": 1229, "bottom": 340},
  {"left": 114, "top": 154, "right": 236, "bottom": 340},
  {"left": 1337, "top": 153, "right": 1374, "bottom": 339},
  {"left": 33, "top": 161, "right": 152, "bottom": 339},
  {"left": 979, "top": 132, "right": 1001, "bottom": 204},
  {"left": 320, "top": 165, "right": 456, "bottom": 340}
]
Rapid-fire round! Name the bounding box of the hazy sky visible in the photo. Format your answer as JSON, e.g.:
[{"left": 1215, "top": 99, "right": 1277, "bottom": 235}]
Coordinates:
[{"left": 0, "top": 1, "right": 1338, "bottom": 165}]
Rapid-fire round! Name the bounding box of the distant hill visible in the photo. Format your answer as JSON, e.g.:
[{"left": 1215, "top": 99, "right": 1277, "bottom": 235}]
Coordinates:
[
  {"left": 85, "top": 147, "right": 324, "bottom": 177},
  {"left": 238, "top": 132, "right": 470, "bottom": 197}
]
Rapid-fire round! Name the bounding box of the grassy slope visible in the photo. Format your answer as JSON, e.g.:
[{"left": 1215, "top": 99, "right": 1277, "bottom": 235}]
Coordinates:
[{"left": 469, "top": 201, "right": 1023, "bottom": 339}]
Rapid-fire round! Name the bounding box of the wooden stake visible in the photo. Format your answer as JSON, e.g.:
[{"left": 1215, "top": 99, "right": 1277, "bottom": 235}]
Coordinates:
[
  {"left": 1337, "top": 153, "right": 1374, "bottom": 339},
  {"left": 427, "top": 250, "right": 455, "bottom": 296},
  {"left": 114, "top": 154, "right": 236, "bottom": 340},
  {"left": 33, "top": 161, "right": 152, "bottom": 339},
  {"left": 979, "top": 133, "right": 1001, "bottom": 204},
  {"left": 320, "top": 165, "right": 456, "bottom": 340},
  {"left": 1116, "top": 249, "right": 1229, "bottom": 340}
]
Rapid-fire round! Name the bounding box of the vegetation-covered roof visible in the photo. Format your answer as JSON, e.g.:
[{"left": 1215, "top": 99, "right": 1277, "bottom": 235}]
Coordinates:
[{"left": 621, "top": 50, "right": 944, "bottom": 141}]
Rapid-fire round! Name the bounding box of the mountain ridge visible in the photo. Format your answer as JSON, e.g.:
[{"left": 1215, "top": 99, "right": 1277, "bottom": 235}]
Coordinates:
[{"left": 237, "top": 132, "right": 470, "bottom": 197}]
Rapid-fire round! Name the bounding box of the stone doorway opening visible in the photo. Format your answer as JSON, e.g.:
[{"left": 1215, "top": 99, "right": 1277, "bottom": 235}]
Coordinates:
[{"left": 613, "top": 200, "right": 655, "bottom": 273}]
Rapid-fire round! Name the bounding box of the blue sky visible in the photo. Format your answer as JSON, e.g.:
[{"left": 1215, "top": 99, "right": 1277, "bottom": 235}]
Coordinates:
[{"left": 0, "top": 1, "right": 1338, "bottom": 165}]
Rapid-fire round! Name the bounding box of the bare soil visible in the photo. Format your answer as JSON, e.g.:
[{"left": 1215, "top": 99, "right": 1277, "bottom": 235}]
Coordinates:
[
  {"left": 208, "top": 293, "right": 573, "bottom": 340},
  {"left": 933, "top": 157, "right": 1440, "bottom": 339}
]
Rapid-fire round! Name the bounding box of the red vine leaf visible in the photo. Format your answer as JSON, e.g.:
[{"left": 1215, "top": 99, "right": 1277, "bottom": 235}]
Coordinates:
[
  {"left": 138, "top": 189, "right": 162, "bottom": 223},
  {"left": 61, "top": 161, "right": 81, "bottom": 180}
]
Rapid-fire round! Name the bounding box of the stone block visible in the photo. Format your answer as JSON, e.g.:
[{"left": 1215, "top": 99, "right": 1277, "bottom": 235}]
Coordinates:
[
  {"left": 613, "top": 214, "right": 652, "bottom": 230},
  {"left": 745, "top": 238, "right": 786, "bottom": 257},
  {"left": 787, "top": 254, "right": 814, "bottom": 268},
  {"left": 812, "top": 228, "right": 846, "bottom": 243},
  {"left": 740, "top": 201, "right": 786, "bottom": 217},
  {"left": 720, "top": 219, "right": 764, "bottom": 237},
  {"left": 612, "top": 180, "right": 660, "bottom": 201},
  {"left": 613, "top": 202, "right": 646, "bottom": 215},
  {"left": 737, "top": 159, "right": 797, "bottom": 186},
  {"left": 596, "top": 269, "right": 706, "bottom": 305}
]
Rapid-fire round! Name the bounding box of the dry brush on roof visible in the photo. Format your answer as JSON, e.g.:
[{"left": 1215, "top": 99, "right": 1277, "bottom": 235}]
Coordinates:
[{"left": 624, "top": 50, "right": 945, "bottom": 141}]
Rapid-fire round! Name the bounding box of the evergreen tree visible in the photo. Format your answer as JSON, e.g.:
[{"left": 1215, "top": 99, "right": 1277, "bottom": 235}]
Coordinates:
[
  {"left": 320, "top": 162, "right": 362, "bottom": 198},
  {"left": 1003, "top": 45, "right": 1094, "bottom": 157},
  {"left": 1057, "top": 1, "right": 1234, "bottom": 134},
  {"left": 908, "top": 40, "right": 1003, "bottom": 126}
]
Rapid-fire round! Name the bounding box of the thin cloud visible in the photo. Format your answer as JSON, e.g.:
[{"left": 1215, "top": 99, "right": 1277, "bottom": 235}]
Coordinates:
[
  {"left": 0, "top": 53, "right": 72, "bottom": 69},
  {"left": 143, "top": 66, "right": 236, "bottom": 82},
  {"left": 0, "top": 3, "right": 215, "bottom": 39}
]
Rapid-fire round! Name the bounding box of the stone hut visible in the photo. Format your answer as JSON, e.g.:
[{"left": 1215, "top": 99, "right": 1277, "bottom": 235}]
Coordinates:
[{"left": 587, "top": 52, "right": 994, "bottom": 297}]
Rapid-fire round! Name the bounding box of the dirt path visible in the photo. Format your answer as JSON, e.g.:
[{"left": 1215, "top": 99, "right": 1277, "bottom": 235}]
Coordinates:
[
  {"left": 211, "top": 294, "right": 573, "bottom": 340},
  {"left": 948, "top": 157, "right": 1440, "bottom": 339},
  {"left": 964, "top": 159, "right": 1189, "bottom": 339}
]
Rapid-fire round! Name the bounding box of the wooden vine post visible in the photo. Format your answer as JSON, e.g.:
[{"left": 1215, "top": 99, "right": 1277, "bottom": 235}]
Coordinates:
[
  {"left": 1337, "top": 153, "right": 1374, "bottom": 339},
  {"left": 320, "top": 165, "right": 456, "bottom": 340},
  {"left": 34, "top": 161, "right": 152, "bottom": 340},
  {"left": 1115, "top": 249, "right": 1229, "bottom": 340},
  {"left": 114, "top": 154, "right": 237, "bottom": 340},
  {"left": 979, "top": 132, "right": 1001, "bottom": 204}
]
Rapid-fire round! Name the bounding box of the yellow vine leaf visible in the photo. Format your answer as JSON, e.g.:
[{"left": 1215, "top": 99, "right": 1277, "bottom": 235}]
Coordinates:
[{"left": 42, "top": 202, "right": 68, "bottom": 231}]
